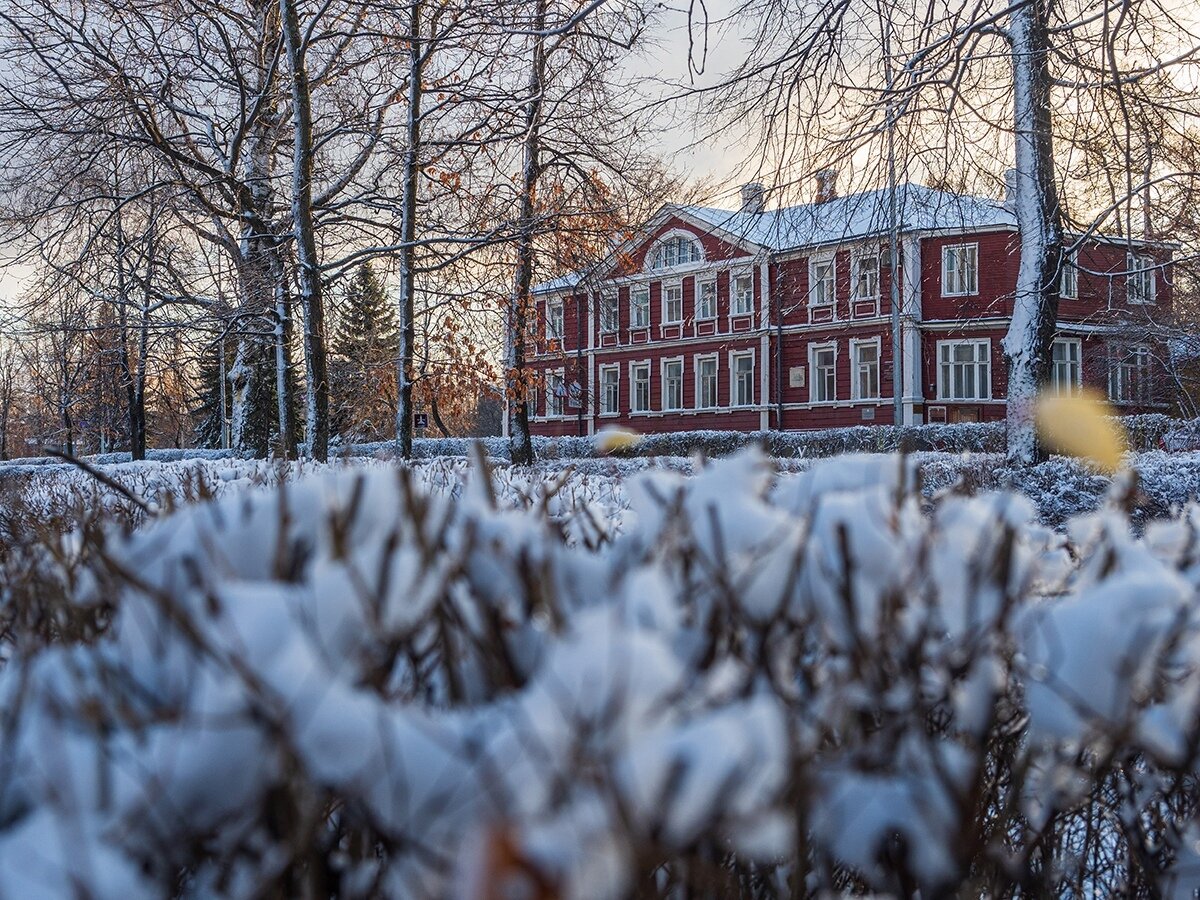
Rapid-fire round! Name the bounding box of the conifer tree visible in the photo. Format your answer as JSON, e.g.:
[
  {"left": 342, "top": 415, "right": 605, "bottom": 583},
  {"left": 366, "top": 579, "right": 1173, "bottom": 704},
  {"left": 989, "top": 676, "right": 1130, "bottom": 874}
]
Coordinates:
[{"left": 330, "top": 262, "right": 399, "bottom": 443}]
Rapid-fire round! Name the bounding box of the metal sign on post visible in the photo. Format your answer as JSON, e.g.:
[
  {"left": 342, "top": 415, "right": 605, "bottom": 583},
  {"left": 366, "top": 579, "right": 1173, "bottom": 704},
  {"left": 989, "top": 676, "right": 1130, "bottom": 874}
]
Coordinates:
[{"left": 414, "top": 413, "right": 428, "bottom": 429}]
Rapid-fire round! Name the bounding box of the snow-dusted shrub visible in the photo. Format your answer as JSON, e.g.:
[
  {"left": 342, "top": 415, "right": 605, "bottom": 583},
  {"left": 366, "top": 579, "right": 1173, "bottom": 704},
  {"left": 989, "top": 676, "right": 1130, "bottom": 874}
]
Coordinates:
[
  {"left": 5, "top": 451, "right": 1200, "bottom": 897},
  {"left": 344, "top": 414, "right": 1192, "bottom": 464},
  {"left": 1121, "top": 412, "right": 1185, "bottom": 450}
]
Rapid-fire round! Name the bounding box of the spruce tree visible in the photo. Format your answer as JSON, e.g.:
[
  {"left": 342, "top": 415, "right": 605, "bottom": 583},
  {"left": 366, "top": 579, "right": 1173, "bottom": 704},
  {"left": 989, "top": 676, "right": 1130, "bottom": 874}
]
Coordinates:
[
  {"left": 330, "top": 263, "right": 399, "bottom": 442},
  {"left": 194, "top": 339, "right": 230, "bottom": 450}
]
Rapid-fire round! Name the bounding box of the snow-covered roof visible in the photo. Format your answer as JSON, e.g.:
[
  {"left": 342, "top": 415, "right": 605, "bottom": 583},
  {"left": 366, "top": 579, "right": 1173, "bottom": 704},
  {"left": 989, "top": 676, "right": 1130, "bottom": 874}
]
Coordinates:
[
  {"left": 677, "top": 182, "right": 1016, "bottom": 252},
  {"left": 530, "top": 273, "right": 580, "bottom": 295},
  {"left": 532, "top": 183, "right": 1016, "bottom": 294}
]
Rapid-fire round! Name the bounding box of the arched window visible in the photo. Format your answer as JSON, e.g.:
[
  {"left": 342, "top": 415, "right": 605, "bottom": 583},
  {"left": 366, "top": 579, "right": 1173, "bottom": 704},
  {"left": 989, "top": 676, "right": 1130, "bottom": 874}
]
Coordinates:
[{"left": 648, "top": 233, "right": 703, "bottom": 271}]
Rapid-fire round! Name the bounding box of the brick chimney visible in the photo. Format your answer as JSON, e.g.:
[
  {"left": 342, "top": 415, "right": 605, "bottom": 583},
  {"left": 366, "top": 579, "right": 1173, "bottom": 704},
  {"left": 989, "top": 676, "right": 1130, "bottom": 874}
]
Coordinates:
[
  {"left": 740, "top": 182, "right": 766, "bottom": 214},
  {"left": 814, "top": 168, "right": 838, "bottom": 203}
]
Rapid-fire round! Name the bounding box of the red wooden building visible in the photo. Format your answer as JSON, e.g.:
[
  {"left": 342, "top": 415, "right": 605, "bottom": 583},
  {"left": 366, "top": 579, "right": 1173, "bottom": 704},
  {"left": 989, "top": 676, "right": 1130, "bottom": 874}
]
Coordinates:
[{"left": 515, "top": 179, "right": 1174, "bottom": 438}]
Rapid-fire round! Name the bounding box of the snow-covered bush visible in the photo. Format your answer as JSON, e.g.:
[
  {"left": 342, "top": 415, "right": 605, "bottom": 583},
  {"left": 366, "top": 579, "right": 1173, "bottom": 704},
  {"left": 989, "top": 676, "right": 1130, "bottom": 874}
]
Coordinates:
[
  {"left": 4, "top": 451, "right": 1200, "bottom": 897},
  {"left": 344, "top": 414, "right": 1193, "bottom": 464}
]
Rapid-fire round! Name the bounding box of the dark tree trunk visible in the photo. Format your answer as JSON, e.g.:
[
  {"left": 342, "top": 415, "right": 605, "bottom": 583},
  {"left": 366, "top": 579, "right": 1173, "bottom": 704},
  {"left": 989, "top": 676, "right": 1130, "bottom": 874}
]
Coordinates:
[
  {"left": 395, "top": 0, "right": 423, "bottom": 459},
  {"left": 430, "top": 391, "right": 450, "bottom": 437},
  {"left": 506, "top": 0, "right": 548, "bottom": 467},
  {"left": 280, "top": 0, "right": 329, "bottom": 461}
]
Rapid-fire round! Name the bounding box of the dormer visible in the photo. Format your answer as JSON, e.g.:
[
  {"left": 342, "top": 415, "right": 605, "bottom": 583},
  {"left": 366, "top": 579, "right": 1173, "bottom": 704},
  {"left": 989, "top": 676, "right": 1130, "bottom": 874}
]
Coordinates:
[{"left": 646, "top": 230, "right": 704, "bottom": 273}]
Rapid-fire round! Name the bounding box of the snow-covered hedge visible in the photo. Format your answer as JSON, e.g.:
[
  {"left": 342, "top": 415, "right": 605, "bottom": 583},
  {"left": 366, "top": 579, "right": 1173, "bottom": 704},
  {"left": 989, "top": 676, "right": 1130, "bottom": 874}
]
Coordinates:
[
  {"left": 347, "top": 414, "right": 1192, "bottom": 463},
  {"left": 4, "top": 451, "right": 1200, "bottom": 897},
  {"left": 348, "top": 424, "right": 1004, "bottom": 461}
]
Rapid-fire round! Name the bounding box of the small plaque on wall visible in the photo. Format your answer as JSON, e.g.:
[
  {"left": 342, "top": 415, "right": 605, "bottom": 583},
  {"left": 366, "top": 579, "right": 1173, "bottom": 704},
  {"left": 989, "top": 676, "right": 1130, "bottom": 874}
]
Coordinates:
[
  {"left": 789, "top": 366, "right": 805, "bottom": 388},
  {"left": 861, "top": 407, "right": 875, "bottom": 420}
]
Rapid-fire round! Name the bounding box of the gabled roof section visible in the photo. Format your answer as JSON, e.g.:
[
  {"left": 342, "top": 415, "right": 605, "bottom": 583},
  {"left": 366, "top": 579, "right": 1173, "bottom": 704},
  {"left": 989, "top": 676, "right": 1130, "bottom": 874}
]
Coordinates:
[
  {"left": 531, "top": 183, "right": 1016, "bottom": 293},
  {"left": 678, "top": 183, "right": 1016, "bottom": 252}
]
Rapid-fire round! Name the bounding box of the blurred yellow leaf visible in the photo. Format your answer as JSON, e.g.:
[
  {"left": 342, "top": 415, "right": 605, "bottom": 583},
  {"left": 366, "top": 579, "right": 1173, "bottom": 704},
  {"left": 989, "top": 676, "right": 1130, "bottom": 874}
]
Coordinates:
[
  {"left": 595, "top": 426, "right": 640, "bottom": 455},
  {"left": 1035, "top": 389, "right": 1128, "bottom": 473}
]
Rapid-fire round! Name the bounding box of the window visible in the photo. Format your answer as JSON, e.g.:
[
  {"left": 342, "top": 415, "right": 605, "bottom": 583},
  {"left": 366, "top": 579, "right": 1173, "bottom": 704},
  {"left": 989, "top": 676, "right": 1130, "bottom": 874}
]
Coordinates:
[
  {"left": 649, "top": 234, "right": 703, "bottom": 270},
  {"left": 937, "top": 339, "right": 991, "bottom": 400},
  {"left": 696, "top": 279, "right": 716, "bottom": 320},
  {"left": 525, "top": 379, "right": 538, "bottom": 416},
  {"left": 663, "top": 284, "right": 683, "bottom": 324},
  {"left": 731, "top": 273, "right": 754, "bottom": 316},
  {"left": 1109, "top": 344, "right": 1151, "bottom": 403},
  {"left": 1128, "top": 255, "right": 1156, "bottom": 305},
  {"left": 1060, "top": 258, "right": 1078, "bottom": 300},
  {"left": 600, "top": 292, "right": 618, "bottom": 332},
  {"left": 662, "top": 358, "right": 684, "bottom": 410},
  {"left": 853, "top": 254, "right": 880, "bottom": 300},
  {"left": 1051, "top": 338, "right": 1081, "bottom": 395},
  {"left": 630, "top": 362, "right": 651, "bottom": 412},
  {"left": 732, "top": 352, "right": 755, "bottom": 406},
  {"left": 810, "top": 343, "right": 837, "bottom": 403},
  {"left": 942, "top": 243, "right": 979, "bottom": 296},
  {"left": 631, "top": 286, "right": 650, "bottom": 329},
  {"left": 546, "top": 370, "right": 565, "bottom": 417},
  {"left": 600, "top": 365, "right": 619, "bottom": 414},
  {"left": 810, "top": 258, "right": 835, "bottom": 306},
  {"left": 547, "top": 299, "right": 564, "bottom": 340},
  {"left": 851, "top": 340, "right": 879, "bottom": 399},
  {"left": 696, "top": 356, "right": 718, "bottom": 408}
]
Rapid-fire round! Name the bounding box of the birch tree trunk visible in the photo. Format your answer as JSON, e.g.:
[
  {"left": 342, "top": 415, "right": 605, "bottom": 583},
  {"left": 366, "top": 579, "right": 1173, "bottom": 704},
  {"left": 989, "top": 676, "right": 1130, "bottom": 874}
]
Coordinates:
[
  {"left": 280, "top": 0, "right": 329, "bottom": 461},
  {"left": 1002, "top": 0, "right": 1063, "bottom": 466},
  {"left": 506, "top": 0, "right": 548, "bottom": 467},
  {"left": 395, "top": 0, "right": 422, "bottom": 459},
  {"left": 229, "top": 0, "right": 298, "bottom": 459},
  {"left": 229, "top": 338, "right": 252, "bottom": 451}
]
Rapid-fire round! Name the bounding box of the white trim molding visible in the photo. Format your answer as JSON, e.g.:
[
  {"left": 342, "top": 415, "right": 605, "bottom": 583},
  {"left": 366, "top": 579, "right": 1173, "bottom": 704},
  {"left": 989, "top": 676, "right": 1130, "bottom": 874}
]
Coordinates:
[{"left": 808, "top": 340, "right": 838, "bottom": 404}]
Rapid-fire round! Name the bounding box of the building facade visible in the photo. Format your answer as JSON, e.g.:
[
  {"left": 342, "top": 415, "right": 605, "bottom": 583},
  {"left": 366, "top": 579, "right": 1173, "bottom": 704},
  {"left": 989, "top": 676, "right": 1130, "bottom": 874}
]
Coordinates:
[{"left": 516, "top": 181, "right": 1174, "bottom": 438}]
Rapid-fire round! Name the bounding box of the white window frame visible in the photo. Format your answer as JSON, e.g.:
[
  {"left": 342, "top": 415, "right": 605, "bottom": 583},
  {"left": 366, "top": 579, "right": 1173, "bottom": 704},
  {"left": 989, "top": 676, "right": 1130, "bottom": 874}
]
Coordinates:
[
  {"left": 1051, "top": 337, "right": 1082, "bottom": 396},
  {"left": 662, "top": 282, "right": 683, "bottom": 325},
  {"left": 809, "top": 255, "right": 836, "bottom": 307},
  {"left": 695, "top": 354, "right": 719, "bottom": 409},
  {"left": 731, "top": 271, "right": 755, "bottom": 316},
  {"left": 599, "top": 364, "right": 620, "bottom": 415},
  {"left": 547, "top": 299, "right": 564, "bottom": 340},
  {"left": 696, "top": 278, "right": 717, "bottom": 320},
  {"left": 730, "top": 350, "right": 755, "bottom": 408},
  {"left": 936, "top": 338, "right": 992, "bottom": 401},
  {"left": 850, "top": 337, "right": 881, "bottom": 400},
  {"left": 545, "top": 368, "right": 566, "bottom": 417},
  {"left": 661, "top": 356, "right": 684, "bottom": 411},
  {"left": 630, "top": 285, "right": 650, "bottom": 329},
  {"left": 647, "top": 231, "right": 704, "bottom": 272},
  {"left": 600, "top": 291, "right": 619, "bottom": 333},
  {"left": 1127, "top": 254, "right": 1157, "bottom": 305},
  {"left": 629, "top": 360, "right": 651, "bottom": 413},
  {"left": 941, "top": 243, "right": 979, "bottom": 297},
  {"left": 1109, "top": 343, "right": 1151, "bottom": 403},
  {"left": 1060, "top": 257, "right": 1078, "bottom": 300},
  {"left": 526, "top": 378, "right": 539, "bottom": 417},
  {"left": 852, "top": 251, "right": 880, "bottom": 301},
  {"left": 809, "top": 341, "right": 838, "bottom": 404}
]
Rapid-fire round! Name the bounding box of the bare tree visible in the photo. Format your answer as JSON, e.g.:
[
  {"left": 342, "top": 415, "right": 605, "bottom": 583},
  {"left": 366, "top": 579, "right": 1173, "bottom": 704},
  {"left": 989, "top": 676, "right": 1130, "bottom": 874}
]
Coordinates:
[{"left": 692, "top": 0, "right": 1200, "bottom": 462}]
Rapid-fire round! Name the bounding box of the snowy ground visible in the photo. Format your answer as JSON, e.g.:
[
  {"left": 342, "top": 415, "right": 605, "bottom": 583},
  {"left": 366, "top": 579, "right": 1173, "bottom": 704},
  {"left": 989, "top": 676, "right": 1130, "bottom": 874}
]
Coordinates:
[
  {"left": 3, "top": 445, "right": 1200, "bottom": 534},
  {"left": 2, "top": 447, "right": 1200, "bottom": 896}
]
